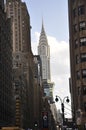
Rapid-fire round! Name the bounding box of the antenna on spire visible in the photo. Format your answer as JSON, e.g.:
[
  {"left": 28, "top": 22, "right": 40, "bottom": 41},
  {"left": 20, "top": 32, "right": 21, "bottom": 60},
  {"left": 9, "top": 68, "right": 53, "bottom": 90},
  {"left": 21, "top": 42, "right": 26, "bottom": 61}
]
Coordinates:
[
  {"left": 42, "top": 16, "right": 44, "bottom": 27},
  {"left": 41, "top": 15, "right": 45, "bottom": 33}
]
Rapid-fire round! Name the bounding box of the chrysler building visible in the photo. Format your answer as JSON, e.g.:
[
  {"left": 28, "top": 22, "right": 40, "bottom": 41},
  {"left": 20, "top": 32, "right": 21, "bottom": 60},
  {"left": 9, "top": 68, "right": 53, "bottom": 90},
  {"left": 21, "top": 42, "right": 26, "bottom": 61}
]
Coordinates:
[
  {"left": 38, "top": 22, "right": 54, "bottom": 102},
  {"left": 38, "top": 22, "right": 51, "bottom": 81}
]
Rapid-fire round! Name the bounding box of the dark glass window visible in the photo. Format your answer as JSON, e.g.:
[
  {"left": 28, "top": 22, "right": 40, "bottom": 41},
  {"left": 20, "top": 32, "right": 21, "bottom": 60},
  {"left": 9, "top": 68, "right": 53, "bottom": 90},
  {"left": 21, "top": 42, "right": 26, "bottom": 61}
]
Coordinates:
[
  {"left": 74, "top": 24, "right": 78, "bottom": 32},
  {"left": 83, "top": 86, "right": 86, "bottom": 95},
  {"left": 77, "top": 87, "right": 81, "bottom": 95},
  {"left": 81, "top": 53, "right": 86, "bottom": 62},
  {"left": 73, "top": 0, "right": 75, "bottom": 2},
  {"left": 76, "top": 55, "right": 80, "bottom": 64},
  {"left": 84, "top": 102, "right": 86, "bottom": 112},
  {"left": 73, "top": 9, "right": 77, "bottom": 17},
  {"left": 79, "top": 21, "right": 86, "bottom": 31},
  {"left": 75, "top": 40, "right": 78, "bottom": 48},
  {"left": 76, "top": 110, "right": 81, "bottom": 117},
  {"left": 78, "top": 5, "right": 85, "bottom": 15},
  {"left": 80, "top": 37, "right": 86, "bottom": 46},
  {"left": 82, "top": 69, "right": 86, "bottom": 78},
  {"left": 0, "top": 43, "right": 1, "bottom": 52},
  {"left": 76, "top": 71, "right": 80, "bottom": 79},
  {"left": 0, "top": 53, "right": 1, "bottom": 62}
]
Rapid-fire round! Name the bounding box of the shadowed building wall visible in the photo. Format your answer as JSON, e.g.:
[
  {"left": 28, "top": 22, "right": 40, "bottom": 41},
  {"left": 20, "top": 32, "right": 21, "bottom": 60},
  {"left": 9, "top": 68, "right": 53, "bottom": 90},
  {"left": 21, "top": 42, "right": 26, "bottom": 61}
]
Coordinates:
[
  {"left": 0, "top": 0, "right": 14, "bottom": 126},
  {"left": 68, "top": 0, "right": 86, "bottom": 127}
]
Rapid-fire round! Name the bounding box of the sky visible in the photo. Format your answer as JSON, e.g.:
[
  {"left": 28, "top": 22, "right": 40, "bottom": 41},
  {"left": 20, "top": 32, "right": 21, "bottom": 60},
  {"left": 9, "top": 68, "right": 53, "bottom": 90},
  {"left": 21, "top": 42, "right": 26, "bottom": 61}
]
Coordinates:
[{"left": 23, "top": 0, "right": 71, "bottom": 118}]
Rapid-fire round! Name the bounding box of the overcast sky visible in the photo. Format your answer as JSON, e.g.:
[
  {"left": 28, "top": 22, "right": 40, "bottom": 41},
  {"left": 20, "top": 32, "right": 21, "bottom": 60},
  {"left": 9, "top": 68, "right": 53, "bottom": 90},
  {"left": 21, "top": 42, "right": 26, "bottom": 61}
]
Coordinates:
[{"left": 23, "top": 0, "right": 71, "bottom": 118}]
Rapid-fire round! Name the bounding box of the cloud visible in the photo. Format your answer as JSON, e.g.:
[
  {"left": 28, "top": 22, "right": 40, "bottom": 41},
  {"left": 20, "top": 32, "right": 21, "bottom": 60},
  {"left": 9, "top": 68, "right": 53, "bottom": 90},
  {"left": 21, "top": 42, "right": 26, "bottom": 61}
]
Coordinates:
[
  {"left": 31, "top": 32, "right": 71, "bottom": 117},
  {"left": 31, "top": 32, "right": 70, "bottom": 84}
]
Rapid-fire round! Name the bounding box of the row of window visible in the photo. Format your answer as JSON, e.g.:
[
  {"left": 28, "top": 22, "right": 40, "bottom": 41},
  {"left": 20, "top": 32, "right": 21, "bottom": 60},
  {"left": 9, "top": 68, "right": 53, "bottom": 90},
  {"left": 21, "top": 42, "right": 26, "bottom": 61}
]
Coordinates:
[
  {"left": 73, "top": 5, "right": 85, "bottom": 17},
  {"left": 77, "top": 86, "right": 86, "bottom": 112},
  {"left": 72, "top": 3, "right": 86, "bottom": 112},
  {"left": 76, "top": 69, "right": 86, "bottom": 79},
  {"left": 84, "top": 102, "right": 86, "bottom": 112},
  {"left": 76, "top": 102, "right": 86, "bottom": 114},
  {"left": 77, "top": 86, "right": 86, "bottom": 95},
  {"left": 75, "top": 37, "right": 86, "bottom": 48},
  {"left": 76, "top": 53, "right": 86, "bottom": 64},
  {"left": 74, "top": 21, "right": 86, "bottom": 33}
]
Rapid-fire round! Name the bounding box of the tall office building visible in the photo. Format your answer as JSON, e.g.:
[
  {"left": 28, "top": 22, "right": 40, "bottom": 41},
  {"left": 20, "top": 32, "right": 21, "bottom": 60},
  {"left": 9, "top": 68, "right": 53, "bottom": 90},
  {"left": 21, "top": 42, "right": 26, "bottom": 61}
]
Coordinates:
[
  {"left": 6, "top": 0, "right": 31, "bottom": 53},
  {"left": 0, "top": 0, "right": 14, "bottom": 127},
  {"left": 38, "top": 22, "right": 51, "bottom": 81},
  {"left": 5, "top": 0, "right": 32, "bottom": 128},
  {"left": 68, "top": 0, "right": 86, "bottom": 127},
  {"left": 38, "top": 22, "right": 54, "bottom": 102}
]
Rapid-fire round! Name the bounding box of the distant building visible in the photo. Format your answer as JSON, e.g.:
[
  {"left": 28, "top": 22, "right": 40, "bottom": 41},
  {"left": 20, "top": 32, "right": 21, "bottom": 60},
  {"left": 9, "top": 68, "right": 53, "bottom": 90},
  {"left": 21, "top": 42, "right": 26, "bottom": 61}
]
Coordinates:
[
  {"left": 50, "top": 102, "right": 58, "bottom": 124},
  {"left": 68, "top": 0, "right": 86, "bottom": 128},
  {"left": 38, "top": 22, "right": 58, "bottom": 130},
  {"left": 38, "top": 21, "right": 54, "bottom": 102},
  {"left": 38, "top": 22, "right": 51, "bottom": 81},
  {"left": 33, "top": 55, "right": 42, "bottom": 129},
  {"left": 42, "top": 80, "right": 54, "bottom": 103},
  {"left": 0, "top": 0, "right": 14, "bottom": 126}
]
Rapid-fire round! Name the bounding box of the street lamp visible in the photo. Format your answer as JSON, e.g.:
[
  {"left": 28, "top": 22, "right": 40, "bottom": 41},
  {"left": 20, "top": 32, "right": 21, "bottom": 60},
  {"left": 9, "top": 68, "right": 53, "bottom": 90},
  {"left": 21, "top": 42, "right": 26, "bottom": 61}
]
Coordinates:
[{"left": 55, "top": 95, "right": 69, "bottom": 125}]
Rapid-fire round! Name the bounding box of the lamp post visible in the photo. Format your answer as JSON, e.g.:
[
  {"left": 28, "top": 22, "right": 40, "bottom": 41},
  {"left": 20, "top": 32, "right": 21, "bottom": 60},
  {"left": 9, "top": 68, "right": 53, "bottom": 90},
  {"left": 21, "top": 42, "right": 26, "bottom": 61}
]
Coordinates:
[{"left": 55, "top": 95, "right": 69, "bottom": 127}]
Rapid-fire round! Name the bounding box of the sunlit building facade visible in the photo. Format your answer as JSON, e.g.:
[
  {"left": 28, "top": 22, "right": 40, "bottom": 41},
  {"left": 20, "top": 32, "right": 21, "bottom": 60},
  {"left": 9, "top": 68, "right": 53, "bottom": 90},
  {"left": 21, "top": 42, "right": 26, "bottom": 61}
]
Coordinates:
[
  {"left": 38, "top": 22, "right": 54, "bottom": 102},
  {"left": 38, "top": 22, "right": 51, "bottom": 81}
]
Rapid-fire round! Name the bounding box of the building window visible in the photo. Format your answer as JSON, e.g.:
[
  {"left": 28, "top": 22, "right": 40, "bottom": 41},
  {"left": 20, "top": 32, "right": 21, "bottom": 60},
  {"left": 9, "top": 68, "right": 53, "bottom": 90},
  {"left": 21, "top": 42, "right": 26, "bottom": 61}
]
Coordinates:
[
  {"left": 0, "top": 53, "right": 1, "bottom": 62},
  {"left": 84, "top": 102, "right": 86, "bottom": 112},
  {"left": 76, "top": 110, "right": 81, "bottom": 117},
  {"left": 83, "top": 86, "right": 86, "bottom": 95},
  {"left": 79, "top": 21, "right": 86, "bottom": 31},
  {"left": 77, "top": 87, "right": 81, "bottom": 95},
  {"left": 75, "top": 40, "right": 78, "bottom": 48},
  {"left": 82, "top": 69, "right": 86, "bottom": 78},
  {"left": 74, "top": 24, "right": 78, "bottom": 32},
  {"left": 78, "top": 5, "right": 85, "bottom": 15},
  {"left": 80, "top": 37, "right": 86, "bottom": 46},
  {"left": 73, "top": 8, "right": 77, "bottom": 17},
  {"left": 76, "top": 71, "right": 80, "bottom": 79},
  {"left": 76, "top": 55, "right": 80, "bottom": 64},
  {"left": 81, "top": 53, "right": 86, "bottom": 62},
  {"left": 73, "top": 0, "right": 76, "bottom": 3}
]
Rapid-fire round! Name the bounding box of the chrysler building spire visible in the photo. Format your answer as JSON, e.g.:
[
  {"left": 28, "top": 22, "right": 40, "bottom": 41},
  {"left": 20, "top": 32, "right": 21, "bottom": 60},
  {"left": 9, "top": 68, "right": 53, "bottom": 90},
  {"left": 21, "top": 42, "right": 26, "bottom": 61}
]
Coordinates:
[
  {"left": 38, "top": 21, "right": 51, "bottom": 81},
  {"left": 39, "top": 20, "right": 48, "bottom": 46}
]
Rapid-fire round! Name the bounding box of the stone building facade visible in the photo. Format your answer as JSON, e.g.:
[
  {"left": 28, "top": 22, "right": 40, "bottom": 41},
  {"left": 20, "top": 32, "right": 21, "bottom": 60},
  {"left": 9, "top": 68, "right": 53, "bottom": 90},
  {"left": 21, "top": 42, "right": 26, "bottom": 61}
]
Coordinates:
[
  {"left": 68, "top": 0, "right": 86, "bottom": 128},
  {"left": 0, "top": 0, "right": 14, "bottom": 127}
]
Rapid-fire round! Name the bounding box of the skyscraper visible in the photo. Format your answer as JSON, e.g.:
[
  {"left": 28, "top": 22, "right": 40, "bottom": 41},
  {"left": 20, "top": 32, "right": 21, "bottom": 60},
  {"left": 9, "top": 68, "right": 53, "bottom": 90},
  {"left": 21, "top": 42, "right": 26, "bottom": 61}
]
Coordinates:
[
  {"left": 68, "top": 0, "right": 86, "bottom": 128},
  {"left": 0, "top": 0, "right": 14, "bottom": 126},
  {"left": 5, "top": 0, "right": 32, "bottom": 128},
  {"left": 38, "top": 22, "right": 54, "bottom": 102},
  {"left": 6, "top": 0, "right": 31, "bottom": 53},
  {"left": 38, "top": 22, "right": 51, "bottom": 81}
]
